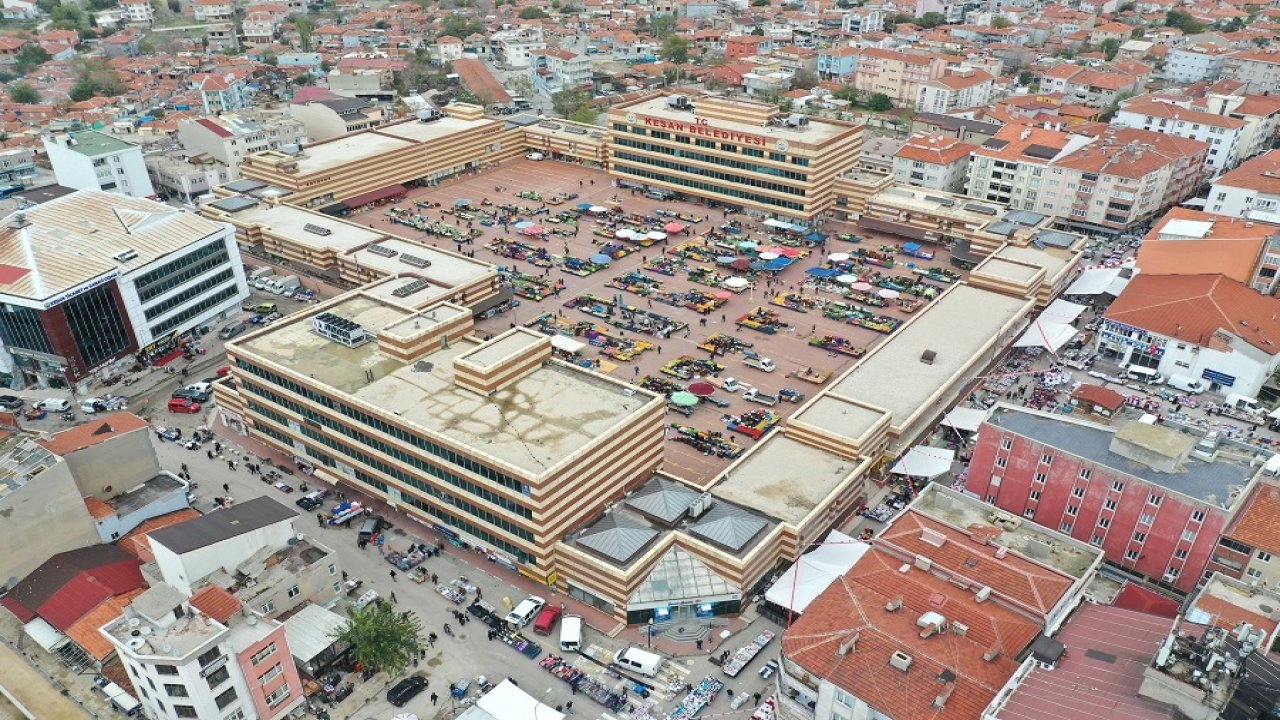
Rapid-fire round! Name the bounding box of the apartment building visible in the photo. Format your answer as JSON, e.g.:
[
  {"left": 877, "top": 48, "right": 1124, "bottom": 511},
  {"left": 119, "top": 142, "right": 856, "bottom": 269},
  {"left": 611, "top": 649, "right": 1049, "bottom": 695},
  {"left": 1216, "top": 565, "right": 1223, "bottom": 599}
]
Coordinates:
[
  {"left": 915, "top": 69, "right": 994, "bottom": 114},
  {"left": 966, "top": 405, "right": 1259, "bottom": 593},
  {"left": 119, "top": 0, "right": 153, "bottom": 26},
  {"left": 1134, "top": 207, "right": 1280, "bottom": 292},
  {"left": 817, "top": 46, "right": 859, "bottom": 80},
  {"left": 0, "top": 146, "right": 36, "bottom": 185},
  {"left": 1165, "top": 44, "right": 1231, "bottom": 83},
  {"left": 1114, "top": 96, "right": 1247, "bottom": 173},
  {"left": 777, "top": 484, "right": 1103, "bottom": 720},
  {"left": 1037, "top": 63, "right": 1146, "bottom": 109},
  {"left": 102, "top": 583, "right": 303, "bottom": 720},
  {"left": 1207, "top": 150, "right": 1280, "bottom": 220},
  {"left": 146, "top": 151, "right": 236, "bottom": 202},
  {"left": 1203, "top": 480, "right": 1280, "bottom": 593},
  {"left": 192, "top": 0, "right": 233, "bottom": 22},
  {"left": 967, "top": 123, "right": 1208, "bottom": 233},
  {"left": 607, "top": 93, "right": 864, "bottom": 223},
  {"left": 841, "top": 7, "right": 884, "bottom": 33},
  {"left": 529, "top": 48, "right": 592, "bottom": 95},
  {"left": 891, "top": 132, "right": 975, "bottom": 193},
  {"left": 0, "top": 191, "right": 248, "bottom": 387},
  {"left": 852, "top": 48, "right": 949, "bottom": 107},
  {"left": 43, "top": 130, "right": 155, "bottom": 198},
  {"left": 177, "top": 114, "right": 308, "bottom": 173},
  {"left": 490, "top": 26, "right": 546, "bottom": 68},
  {"left": 1223, "top": 49, "right": 1280, "bottom": 94},
  {"left": 289, "top": 96, "right": 383, "bottom": 141}
]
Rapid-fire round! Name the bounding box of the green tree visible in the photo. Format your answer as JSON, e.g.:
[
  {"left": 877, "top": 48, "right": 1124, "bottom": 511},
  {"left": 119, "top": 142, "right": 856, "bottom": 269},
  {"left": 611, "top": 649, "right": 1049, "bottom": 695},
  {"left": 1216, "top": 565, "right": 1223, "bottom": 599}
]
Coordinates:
[
  {"left": 867, "top": 93, "right": 893, "bottom": 112},
  {"left": 648, "top": 12, "right": 676, "bottom": 39},
  {"left": 50, "top": 3, "right": 88, "bottom": 30},
  {"left": 1117, "top": 1, "right": 1135, "bottom": 11},
  {"left": 833, "top": 84, "right": 858, "bottom": 102},
  {"left": 552, "top": 86, "right": 591, "bottom": 116},
  {"left": 568, "top": 106, "right": 597, "bottom": 123},
  {"left": 518, "top": 6, "right": 547, "bottom": 18},
  {"left": 792, "top": 69, "right": 819, "bottom": 89},
  {"left": 918, "top": 11, "right": 946, "bottom": 28},
  {"left": 1165, "top": 9, "right": 1206, "bottom": 34},
  {"left": 1017, "top": 70, "right": 1034, "bottom": 86},
  {"left": 14, "top": 44, "right": 50, "bottom": 75},
  {"left": 290, "top": 14, "right": 315, "bottom": 51},
  {"left": 662, "top": 35, "right": 689, "bottom": 64},
  {"left": 330, "top": 602, "right": 424, "bottom": 676},
  {"left": 1221, "top": 16, "right": 1246, "bottom": 32},
  {"left": 441, "top": 15, "right": 483, "bottom": 39},
  {"left": 294, "top": 72, "right": 314, "bottom": 85},
  {"left": 10, "top": 83, "right": 40, "bottom": 104},
  {"left": 890, "top": 13, "right": 914, "bottom": 25},
  {"left": 991, "top": 16, "right": 1012, "bottom": 29},
  {"left": 1100, "top": 37, "right": 1121, "bottom": 60},
  {"left": 69, "top": 77, "right": 96, "bottom": 101}
]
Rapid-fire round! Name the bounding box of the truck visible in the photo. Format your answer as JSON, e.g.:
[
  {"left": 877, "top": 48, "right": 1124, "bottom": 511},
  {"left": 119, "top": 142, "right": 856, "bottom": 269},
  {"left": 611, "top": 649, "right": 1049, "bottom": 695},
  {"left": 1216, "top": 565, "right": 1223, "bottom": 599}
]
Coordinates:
[
  {"left": 742, "top": 356, "right": 776, "bottom": 373},
  {"left": 742, "top": 388, "right": 779, "bottom": 406},
  {"left": 248, "top": 266, "right": 273, "bottom": 283},
  {"left": 274, "top": 275, "right": 300, "bottom": 296}
]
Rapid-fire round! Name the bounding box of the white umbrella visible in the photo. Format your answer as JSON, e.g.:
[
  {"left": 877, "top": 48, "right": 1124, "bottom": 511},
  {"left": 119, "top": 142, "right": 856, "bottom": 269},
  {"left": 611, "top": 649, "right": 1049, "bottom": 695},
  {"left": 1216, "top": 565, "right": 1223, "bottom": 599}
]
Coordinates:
[
  {"left": 836, "top": 274, "right": 857, "bottom": 284},
  {"left": 615, "top": 229, "right": 635, "bottom": 239},
  {"left": 758, "top": 252, "right": 781, "bottom": 261},
  {"left": 878, "top": 288, "right": 901, "bottom": 300},
  {"left": 589, "top": 205, "right": 609, "bottom": 214},
  {"left": 648, "top": 231, "right": 667, "bottom": 241},
  {"left": 829, "top": 252, "right": 850, "bottom": 262},
  {"left": 722, "top": 277, "right": 750, "bottom": 289}
]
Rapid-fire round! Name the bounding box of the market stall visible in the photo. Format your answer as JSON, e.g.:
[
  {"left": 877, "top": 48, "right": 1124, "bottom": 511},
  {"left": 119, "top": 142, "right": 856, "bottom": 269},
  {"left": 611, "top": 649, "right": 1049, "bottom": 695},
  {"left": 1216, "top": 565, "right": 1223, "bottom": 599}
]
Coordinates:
[
  {"left": 669, "top": 423, "right": 743, "bottom": 458},
  {"left": 667, "top": 676, "right": 724, "bottom": 720},
  {"left": 722, "top": 630, "right": 775, "bottom": 677},
  {"left": 661, "top": 356, "right": 724, "bottom": 380}
]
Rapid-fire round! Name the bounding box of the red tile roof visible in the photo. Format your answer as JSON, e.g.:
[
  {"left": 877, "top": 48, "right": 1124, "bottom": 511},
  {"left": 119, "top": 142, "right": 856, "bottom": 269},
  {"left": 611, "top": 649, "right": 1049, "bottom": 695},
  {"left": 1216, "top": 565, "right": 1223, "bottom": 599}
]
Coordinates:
[
  {"left": 1071, "top": 383, "right": 1126, "bottom": 413},
  {"left": 895, "top": 133, "right": 975, "bottom": 166},
  {"left": 64, "top": 589, "right": 146, "bottom": 660},
  {"left": 1137, "top": 207, "right": 1272, "bottom": 285},
  {"left": 0, "top": 546, "right": 143, "bottom": 631},
  {"left": 36, "top": 412, "right": 149, "bottom": 456},
  {"left": 877, "top": 511, "right": 1077, "bottom": 618},
  {"left": 990, "top": 604, "right": 1177, "bottom": 720},
  {"left": 1213, "top": 149, "right": 1280, "bottom": 194},
  {"left": 1104, "top": 273, "right": 1280, "bottom": 352},
  {"left": 1224, "top": 481, "right": 1280, "bottom": 556},
  {"left": 783, "top": 548, "right": 1038, "bottom": 720},
  {"left": 190, "top": 584, "right": 242, "bottom": 623},
  {"left": 116, "top": 509, "right": 202, "bottom": 563}
]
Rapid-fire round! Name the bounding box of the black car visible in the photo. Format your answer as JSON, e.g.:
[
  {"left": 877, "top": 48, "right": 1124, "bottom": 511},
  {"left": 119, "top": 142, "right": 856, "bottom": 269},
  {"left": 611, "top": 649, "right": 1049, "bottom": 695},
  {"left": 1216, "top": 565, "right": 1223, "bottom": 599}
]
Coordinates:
[
  {"left": 387, "top": 676, "right": 428, "bottom": 707},
  {"left": 0, "top": 395, "right": 23, "bottom": 410},
  {"left": 172, "top": 388, "right": 211, "bottom": 403},
  {"left": 295, "top": 489, "right": 329, "bottom": 510}
]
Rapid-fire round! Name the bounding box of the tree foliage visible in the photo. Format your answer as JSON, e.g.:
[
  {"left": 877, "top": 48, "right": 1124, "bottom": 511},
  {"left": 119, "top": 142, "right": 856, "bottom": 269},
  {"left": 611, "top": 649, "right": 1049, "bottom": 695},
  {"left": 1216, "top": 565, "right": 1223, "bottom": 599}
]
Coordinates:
[
  {"left": 662, "top": 35, "right": 689, "bottom": 64},
  {"left": 1017, "top": 70, "right": 1034, "bottom": 86},
  {"left": 792, "top": 69, "right": 819, "bottom": 90},
  {"left": 68, "top": 58, "right": 124, "bottom": 101},
  {"left": 648, "top": 12, "right": 676, "bottom": 39},
  {"left": 10, "top": 83, "right": 40, "bottom": 104},
  {"left": 14, "top": 44, "right": 50, "bottom": 76},
  {"left": 833, "top": 84, "right": 858, "bottom": 102},
  {"left": 552, "top": 86, "right": 591, "bottom": 117},
  {"left": 290, "top": 14, "right": 315, "bottom": 51},
  {"left": 517, "top": 6, "right": 547, "bottom": 18},
  {"left": 1165, "top": 9, "right": 1206, "bottom": 34},
  {"left": 991, "top": 16, "right": 1012, "bottom": 29},
  {"left": 1100, "top": 37, "right": 1121, "bottom": 61},
  {"left": 918, "top": 12, "right": 946, "bottom": 28},
  {"left": 331, "top": 602, "right": 424, "bottom": 676},
  {"left": 441, "top": 15, "right": 483, "bottom": 40},
  {"left": 866, "top": 93, "right": 893, "bottom": 112}
]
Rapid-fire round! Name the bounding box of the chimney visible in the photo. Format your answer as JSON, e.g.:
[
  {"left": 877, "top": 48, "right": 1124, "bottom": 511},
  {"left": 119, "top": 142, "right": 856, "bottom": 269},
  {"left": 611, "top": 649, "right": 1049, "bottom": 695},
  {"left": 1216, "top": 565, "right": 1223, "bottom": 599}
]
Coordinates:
[
  {"left": 983, "top": 645, "right": 1002, "bottom": 662},
  {"left": 885, "top": 596, "right": 903, "bottom": 612},
  {"left": 837, "top": 631, "right": 860, "bottom": 656},
  {"left": 932, "top": 683, "right": 956, "bottom": 710}
]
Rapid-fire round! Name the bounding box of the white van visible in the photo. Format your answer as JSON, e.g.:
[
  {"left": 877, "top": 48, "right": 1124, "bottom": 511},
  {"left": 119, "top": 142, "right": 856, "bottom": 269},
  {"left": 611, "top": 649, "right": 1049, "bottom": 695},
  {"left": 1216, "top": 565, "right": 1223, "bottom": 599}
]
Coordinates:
[
  {"left": 504, "top": 595, "right": 546, "bottom": 628},
  {"left": 1225, "top": 393, "right": 1262, "bottom": 415},
  {"left": 1166, "top": 374, "right": 1205, "bottom": 394},
  {"left": 559, "top": 615, "right": 582, "bottom": 652},
  {"left": 613, "top": 647, "right": 663, "bottom": 677},
  {"left": 1124, "top": 365, "right": 1164, "bottom": 385},
  {"left": 39, "top": 398, "right": 70, "bottom": 412}
]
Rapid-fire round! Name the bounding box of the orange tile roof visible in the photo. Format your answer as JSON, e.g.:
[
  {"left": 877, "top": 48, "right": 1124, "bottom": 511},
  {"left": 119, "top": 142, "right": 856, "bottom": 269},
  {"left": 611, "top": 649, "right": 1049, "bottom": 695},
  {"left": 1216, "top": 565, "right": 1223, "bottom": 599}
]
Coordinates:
[
  {"left": 84, "top": 497, "right": 114, "bottom": 520},
  {"left": 1224, "top": 481, "right": 1280, "bottom": 555},
  {"left": 189, "top": 584, "right": 241, "bottom": 623},
  {"left": 64, "top": 589, "right": 145, "bottom": 660},
  {"left": 878, "top": 511, "right": 1076, "bottom": 618},
  {"left": 1105, "top": 274, "right": 1280, "bottom": 351},
  {"left": 894, "top": 133, "right": 975, "bottom": 166},
  {"left": 782, "top": 548, "right": 1038, "bottom": 720},
  {"left": 36, "top": 412, "right": 149, "bottom": 456},
  {"left": 1190, "top": 593, "right": 1277, "bottom": 635},
  {"left": 1137, "top": 208, "right": 1271, "bottom": 284},
  {"left": 1120, "top": 96, "right": 1247, "bottom": 128},
  {"left": 1213, "top": 150, "right": 1280, "bottom": 194},
  {"left": 116, "top": 509, "right": 201, "bottom": 563}
]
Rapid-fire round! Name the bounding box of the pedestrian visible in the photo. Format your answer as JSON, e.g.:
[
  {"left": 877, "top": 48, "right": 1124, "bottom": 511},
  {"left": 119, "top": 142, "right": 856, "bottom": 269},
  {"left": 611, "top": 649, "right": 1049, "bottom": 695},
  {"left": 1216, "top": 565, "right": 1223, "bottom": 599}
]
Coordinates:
[
  {"left": 227, "top": 459, "right": 237, "bottom": 471},
  {"left": 390, "top": 591, "right": 398, "bottom": 603},
  {"left": 430, "top": 692, "right": 439, "bottom": 706},
  {"left": 207, "top": 449, "right": 214, "bottom": 460},
  {"left": 753, "top": 692, "right": 761, "bottom": 705},
  {"left": 390, "top": 570, "right": 397, "bottom": 582},
  {"left": 634, "top": 365, "right": 640, "bottom": 376},
  {"left": 181, "top": 463, "right": 189, "bottom": 474},
  {"left": 727, "top": 689, "right": 735, "bottom": 700},
  {"left": 317, "top": 513, "right": 325, "bottom": 527},
  {"left": 696, "top": 639, "right": 703, "bottom": 650},
  {"left": 214, "top": 441, "right": 222, "bottom": 454},
  {"left": 476, "top": 587, "right": 482, "bottom": 599},
  {"left": 431, "top": 573, "right": 438, "bottom": 584},
  {"left": 223, "top": 482, "right": 230, "bottom": 494}
]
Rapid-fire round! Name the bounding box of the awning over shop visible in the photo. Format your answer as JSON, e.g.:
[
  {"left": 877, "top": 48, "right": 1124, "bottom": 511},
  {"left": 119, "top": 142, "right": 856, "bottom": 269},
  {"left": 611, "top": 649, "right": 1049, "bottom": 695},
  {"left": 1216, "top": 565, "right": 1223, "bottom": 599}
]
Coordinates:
[
  {"left": 858, "top": 216, "right": 934, "bottom": 242},
  {"left": 551, "top": 335, "right": 586, "bottom": 355},
  {"left": 890, "top": 446, "right": 955, "bottom": 478},
  {"left": 343, "top": 183, "right": 407, "bottom": 209},
  {"left": 806, "top": 267, "right": 838, "bottom": 278},
  {"left": 763, "top": 218, "right": 791, "bottom": 229},
  {"left": 1066, "top": 267, "right": 1130, "bottom": 296},
  {"left": 940, "top": 406, "right": 988, "bottom": 433},
  {"left": 460, "top": 680, "right": 565, "bottom": 720},
  {"left": 764, "top": 530, "right": 868, "bottom": 614},
  {"left": 664, "top": 222, "right": 686, "bottom": 233},
  {"left": 1040, "top": 298, "right": 1087, "bottom": 325},
  {"left": 283, "top": 604, "right": 349, "bottom": 666},
  {"left": 1014, "top": 321, "right": 1078, "bottom": 352},
  {"left": 24, "top": 618, "right": 67, "bottom": 652}
]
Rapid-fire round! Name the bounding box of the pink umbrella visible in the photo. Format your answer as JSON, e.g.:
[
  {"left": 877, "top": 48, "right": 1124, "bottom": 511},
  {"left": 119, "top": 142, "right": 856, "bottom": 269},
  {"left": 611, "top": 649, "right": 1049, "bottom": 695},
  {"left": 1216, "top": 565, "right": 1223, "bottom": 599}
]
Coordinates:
[
  {"left": 851, "top": 282, "right": 873, "bottom": 291},
  {"left": 714, "top": 290, "right": 733, "bottom": 300},
  {"left": 688, "top": 382, "right": 716, "bottom": 397},
  {"left": 664, "top": 222, "right": 686, "bottom": 233}
]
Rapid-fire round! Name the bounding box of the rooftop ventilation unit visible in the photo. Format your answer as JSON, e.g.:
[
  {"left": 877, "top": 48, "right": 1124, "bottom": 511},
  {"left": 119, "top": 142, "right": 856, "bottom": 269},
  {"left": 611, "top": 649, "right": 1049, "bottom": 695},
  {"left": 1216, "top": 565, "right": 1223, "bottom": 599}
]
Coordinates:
[
  {"left": 312, "top": 312, "right": 372, "bottom": 348},
  {"left": 392, "top": 278, "right": 433, "bottom": 297},
  {"left": 400, "top": 253, "right": 431, "bottom": 268},
  {"left": 889, "top": 651, "right": 913, "bottom": 673},
  {"left": 113, "top": 249, "right": 139, "bottom": 263},
  {"left": 367, "top": 244, "right": 398, "bottom": 258},
  {"left": 303, "top": 223, "right": 332, "bottom": 236},
  {"left": 687, "top": 492, "right": 714, "bottom": 518}
]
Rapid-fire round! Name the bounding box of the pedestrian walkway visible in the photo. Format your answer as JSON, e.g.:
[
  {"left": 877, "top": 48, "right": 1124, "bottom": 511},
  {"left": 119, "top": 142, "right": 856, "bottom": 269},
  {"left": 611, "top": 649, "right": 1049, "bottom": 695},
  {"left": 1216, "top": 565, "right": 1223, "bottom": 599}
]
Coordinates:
[{"left": 0, "top": 641, "right": 89, "bottom": 719}]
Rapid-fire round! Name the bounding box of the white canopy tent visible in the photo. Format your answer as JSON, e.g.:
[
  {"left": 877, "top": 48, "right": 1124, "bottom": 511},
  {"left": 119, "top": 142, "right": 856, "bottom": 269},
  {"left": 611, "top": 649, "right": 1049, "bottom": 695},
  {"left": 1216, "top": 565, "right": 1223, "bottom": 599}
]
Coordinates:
[
  {"left": 890, "top": 446, "right": 956, "bottom": 478},
  {"left": 550, "top": 335, "right": 586, "bottom": 355},
  {"left": 764, "top": 530, "right": 868, "bottom": 614},
  {"left": 940, "top": 406, "right": 988, "bottom": 433},
  {"left": 1039, "top": 298, "right": 1086, "bottom": 325},
  {"left": 1066, "top": 267, "right": 1131, "bottom": 296},
  {"left": 1014, "top": 321, "right": 1078, "bottom": 352},
  {"left": 457, "top": 680, "right": 566, "bottom": 720}
]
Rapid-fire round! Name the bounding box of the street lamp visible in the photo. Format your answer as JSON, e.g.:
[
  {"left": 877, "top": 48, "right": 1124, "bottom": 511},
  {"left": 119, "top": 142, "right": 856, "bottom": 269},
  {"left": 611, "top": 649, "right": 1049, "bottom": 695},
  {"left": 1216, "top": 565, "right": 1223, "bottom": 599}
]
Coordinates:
[{"left": 647, "top": 617, "right": 654, "bottom": 649}]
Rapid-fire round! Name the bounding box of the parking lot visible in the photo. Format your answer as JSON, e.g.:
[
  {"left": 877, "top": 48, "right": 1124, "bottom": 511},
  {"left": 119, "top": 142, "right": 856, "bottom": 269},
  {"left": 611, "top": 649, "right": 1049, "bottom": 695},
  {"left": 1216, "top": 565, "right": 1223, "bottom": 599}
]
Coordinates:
[{"left": 356, "top": 158, "right": 971, "bottom": 485}]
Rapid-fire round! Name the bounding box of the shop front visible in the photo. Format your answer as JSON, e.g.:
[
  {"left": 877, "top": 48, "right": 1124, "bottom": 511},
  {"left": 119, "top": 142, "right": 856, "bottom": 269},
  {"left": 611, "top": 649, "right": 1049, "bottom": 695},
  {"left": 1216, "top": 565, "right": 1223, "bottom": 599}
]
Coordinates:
[{"left": 622, "top": 546, "right": 742, "bottom": 625}]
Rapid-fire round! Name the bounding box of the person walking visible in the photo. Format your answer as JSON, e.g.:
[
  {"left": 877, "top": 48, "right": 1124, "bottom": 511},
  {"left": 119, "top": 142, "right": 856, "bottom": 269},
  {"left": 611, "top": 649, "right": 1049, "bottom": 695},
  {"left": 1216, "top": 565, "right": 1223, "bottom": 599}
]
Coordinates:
[
  {"left": 430, "top": 692, "right": 439, "bottom": 706},
  {"left": 317, "top": 513, "right": 325, "bottom": 527},
  {"left": 181, "top": 463, "right": 189, "bottom": 474},
  {"left": 390, "top": 591, "right": 398, "bottom": 603},
  {"left": 389, "top": 570, "right": 397, "bottom": 582},
  {"left": 214, "top": 441, "right": 222, "bottom": 454},
  {"left": 223, "top": 483, "right": 230, "bottom": 494},
  {"left": 227, "top": 459, "right": 237, "bottom": 471}
]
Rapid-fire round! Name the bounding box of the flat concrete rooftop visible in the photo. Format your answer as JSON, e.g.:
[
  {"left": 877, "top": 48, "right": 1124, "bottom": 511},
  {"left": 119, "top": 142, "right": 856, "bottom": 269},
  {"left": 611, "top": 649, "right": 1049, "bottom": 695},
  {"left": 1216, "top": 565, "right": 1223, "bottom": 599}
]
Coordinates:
[
  {"left": 292, "top": 132, "right": 416, "bottom": 174},
  {"left": 374, "top": 115, "right": 496, "bottom": 144},
  {"left": 235, "top": 203, "right": 386, "bottom": 252},
  {"left": 990, "top": 407, "right": 1252, "bottom": 507},
  {"left": 993, "top": 243, "right": 1080, "bottom": 281},
  {"left": 712, "top": 433, "right": 864, "bottom": 525},
  {"left": 350, "top": 237, "right": 494, "bottom": 287},
  {"left": 790, "top": 395, "right": 887, "bottom": 443},
  {"left": 626, "top": 95, "right": 848, "bottom": 144},
  {"left": 974, "top": 257, "right": 1044, "bottom": 284},
  {"left": 239, "top": 294, "right": 658, "bottom": 475},
  {"left": 458, "top": 328, "right": 545, "bottom": 368},
  {"left": 872, "top": 186, "right": 999, "bottom": 225},
  {"left": 828, "top": 284, "right": 1031, "bottom": 429}
]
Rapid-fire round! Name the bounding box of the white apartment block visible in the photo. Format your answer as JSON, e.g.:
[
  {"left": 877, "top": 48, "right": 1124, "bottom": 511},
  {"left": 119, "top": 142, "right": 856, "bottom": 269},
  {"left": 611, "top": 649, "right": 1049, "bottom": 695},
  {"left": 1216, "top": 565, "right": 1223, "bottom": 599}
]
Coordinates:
[
  {"left": 177, "top": 114, "right": 307, "bottom": 174},
  {"left": 915, "top": 70, "right": 994, "bottom": 114},
  {"left": 491, "top": 27, "right": 547, "bottom": 68},
  {"left": 892, "top": 133, "right": 974, "bottom": 193},
  {"left": 1114, "top": 97, "right": 1247, "bottom": 174},
  {"left": 1164, "top": 45, "right": 1229, "bottom": 84},
  {"left": 43, "top": 130, "right": 155, "bottom": 198},
  {"left": 841, "top": 8, "right": 884, "bottom": 33},
  {"left": 1224, "top": 50, "right": 1280, "bottom": 94},
  {"left": 1207, "top": 150, "right": 1280, "bottom": 221},
  {"left": 120, "top": 0, "right": 154, "bottom": 26}
]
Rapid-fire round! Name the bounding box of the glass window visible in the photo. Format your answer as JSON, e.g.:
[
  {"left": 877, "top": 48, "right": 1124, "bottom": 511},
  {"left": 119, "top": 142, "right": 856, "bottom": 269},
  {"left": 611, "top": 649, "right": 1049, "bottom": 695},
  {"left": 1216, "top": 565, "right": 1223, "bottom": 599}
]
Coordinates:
[
  {"left": 214, "top": 688, "right": 237, "bottom": 710},
  {"left": 63, "top": 283, "right": 132, "bottom": 368},
  {"left": 165, "top": 684, "right": 188, "bottom": 697}
]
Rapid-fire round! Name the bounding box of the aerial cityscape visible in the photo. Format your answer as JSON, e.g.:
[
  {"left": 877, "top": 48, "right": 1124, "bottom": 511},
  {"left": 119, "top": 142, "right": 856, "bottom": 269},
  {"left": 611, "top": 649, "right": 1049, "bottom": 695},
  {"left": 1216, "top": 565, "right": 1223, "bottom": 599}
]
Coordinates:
[{"left": 0, "top": 0, "right": 1280, "bottom": 719}]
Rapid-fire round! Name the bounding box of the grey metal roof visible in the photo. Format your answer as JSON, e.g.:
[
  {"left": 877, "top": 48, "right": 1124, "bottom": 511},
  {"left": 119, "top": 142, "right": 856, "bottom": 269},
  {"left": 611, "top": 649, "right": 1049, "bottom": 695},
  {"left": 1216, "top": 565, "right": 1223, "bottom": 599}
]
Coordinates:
[
  {"left": 626, "top": 478, "right": 699, "bottom": 525},
  {"left": 576, "top": 515, "right": 659, "bottom": 564},
  {"left": 689, "top": 503, "right": 767, "bottom": 551},
  {"left": 1004, "top": 209, "right": 1047, "bottom": 226},
  {"left": 223, "top": 179, "right": 268, "bottom": 193},
  {"left": 505, "top": 114, "right": 542, "bottom": 127},
  {"left": 1034, "top": 229, "right": 1078, "bottom": 248},
  {"left": 148, "top": 496, "right": 297, "bottom": 554},
  {"left": 207, "top": 196, "right": 258, "bottom": 213},
  {"left": 990, "top": 409, "right": 1250, "bottom": 504}
]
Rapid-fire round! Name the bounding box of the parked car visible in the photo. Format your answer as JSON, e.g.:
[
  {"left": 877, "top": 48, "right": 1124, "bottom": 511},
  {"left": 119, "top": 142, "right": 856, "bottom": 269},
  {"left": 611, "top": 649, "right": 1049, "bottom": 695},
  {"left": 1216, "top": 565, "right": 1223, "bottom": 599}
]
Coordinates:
[
  {"left": 295, "top": 489, "right": 329, "bottom": 510},
  {"left": 526, "top": 152, "right": 545, "bottom": 160},
  {"left": 172, "top": 388, "right": 210, "bottom": 403},
  {"left": 218, "top": 321, "right": 246, "bottom": 340},
  {"left": 0, "top": 395, "right": 24, "bottom": 410},
  {"left": 387, "top": 676, "right": 428, "bottom": 707},
  {"left": 168, "top": 397, "right": 201, "bottom": 413}
]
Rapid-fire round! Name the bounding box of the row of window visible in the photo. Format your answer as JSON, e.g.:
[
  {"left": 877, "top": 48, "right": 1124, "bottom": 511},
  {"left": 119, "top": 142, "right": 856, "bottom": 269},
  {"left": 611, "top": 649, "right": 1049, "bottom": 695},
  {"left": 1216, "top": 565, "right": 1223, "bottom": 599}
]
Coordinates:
[
  {"left": 612, "top": 159, "right": 805, "bottom": 212},
  {"left": 236, "top": 361, "right": 529, "bottom": 494},
  {"left": 144, "top": 270, "right": 235, "bottom": 320},
  {"left": 613, "top": 124, "right": 812, "bottom": 167},
  {"left": 612, "top": 150, "right": 808, "bottom": 198},
  {"left": 244, "top": 387, "right": 532, "bottom": 520},
  {"left": 613, "top": 136, "right": 811, "bottom": 181},
  {"left": 150, "top": 284, "right": 240, "bottom": 337},
  {"left": 135, "top": 241, "right": 230, "bottom": 302}
]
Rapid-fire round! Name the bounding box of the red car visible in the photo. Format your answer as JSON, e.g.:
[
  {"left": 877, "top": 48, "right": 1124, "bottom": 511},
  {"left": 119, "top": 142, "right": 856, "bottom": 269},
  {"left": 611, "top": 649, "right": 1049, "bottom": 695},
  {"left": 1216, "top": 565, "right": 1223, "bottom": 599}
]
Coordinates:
[{"left": 168, "top": 397, "right": 201, "bottom": 413}]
